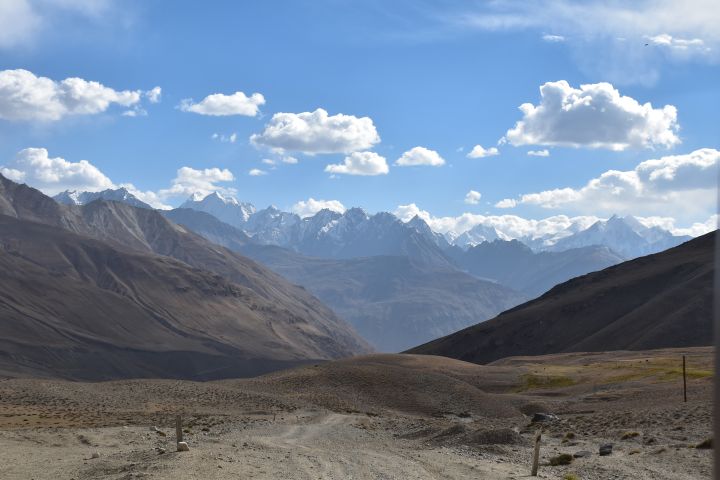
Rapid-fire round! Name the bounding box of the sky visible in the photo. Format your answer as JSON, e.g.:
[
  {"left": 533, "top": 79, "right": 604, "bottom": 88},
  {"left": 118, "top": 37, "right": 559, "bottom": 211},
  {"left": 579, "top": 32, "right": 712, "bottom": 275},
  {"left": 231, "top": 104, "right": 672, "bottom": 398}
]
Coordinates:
[{"left": 0, "top": 0, "right": 718, "bottom": 237}]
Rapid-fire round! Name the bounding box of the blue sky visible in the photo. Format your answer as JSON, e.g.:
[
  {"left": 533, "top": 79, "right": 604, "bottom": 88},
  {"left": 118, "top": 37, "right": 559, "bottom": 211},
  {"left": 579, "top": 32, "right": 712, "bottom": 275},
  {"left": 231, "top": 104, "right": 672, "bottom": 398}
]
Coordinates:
[{"left": 0, "top": 0, "right": 718, "bottom": 236}]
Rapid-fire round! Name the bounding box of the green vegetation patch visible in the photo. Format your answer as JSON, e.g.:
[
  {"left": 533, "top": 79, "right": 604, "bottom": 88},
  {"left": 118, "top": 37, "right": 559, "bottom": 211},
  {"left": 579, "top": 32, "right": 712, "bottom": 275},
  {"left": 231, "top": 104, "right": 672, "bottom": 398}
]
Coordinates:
[{"left": 515, "top": 374, "right": 576, "bottom": 392}]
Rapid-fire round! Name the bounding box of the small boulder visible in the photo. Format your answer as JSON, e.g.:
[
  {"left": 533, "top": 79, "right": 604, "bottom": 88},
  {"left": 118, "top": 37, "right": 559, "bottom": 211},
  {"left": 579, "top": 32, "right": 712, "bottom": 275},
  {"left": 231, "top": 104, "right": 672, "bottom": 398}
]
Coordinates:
[
  {"left": 156, "top": 447, "right": 166, "bottom": 455},
  {"left": 531, "top": 413, "right": 558, "bottom": 423},
  {"left": 599, "top": 444, "right": 613, "bottom": 456},
  {"left": 90, "top": 452, "right": 100, "bottom": 459},
  {"left": 696, "top": 438, "right": 713, "bottom": 449},
  {"left": 177, "top": 442, "right": 190, "bottom": 452},
  {"left": 573, "top": 450, "right": 592, "bottom": 458},
  {"left": 549, "top": 453, "right": 573, "bottom": 466}
]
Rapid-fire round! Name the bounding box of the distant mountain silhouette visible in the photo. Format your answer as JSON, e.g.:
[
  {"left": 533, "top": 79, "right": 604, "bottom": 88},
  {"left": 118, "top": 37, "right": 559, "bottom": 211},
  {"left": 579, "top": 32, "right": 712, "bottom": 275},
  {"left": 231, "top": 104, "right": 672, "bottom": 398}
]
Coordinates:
[{"left": 448, "top": 239, "right": 625, "bottom": 297}]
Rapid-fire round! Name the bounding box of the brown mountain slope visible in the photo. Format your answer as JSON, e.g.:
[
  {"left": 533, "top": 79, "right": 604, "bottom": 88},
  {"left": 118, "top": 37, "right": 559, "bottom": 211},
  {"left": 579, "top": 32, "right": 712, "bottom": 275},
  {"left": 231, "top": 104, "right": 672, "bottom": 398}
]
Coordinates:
[
  {"left": 0, "top": 174, "right": 370, "bottom": 345},
  {"left": 0, "top": 215, "right": 369, "bottom": 380},
  {"left": 408, "top": 231, "right": 714, "bottom": 363}
]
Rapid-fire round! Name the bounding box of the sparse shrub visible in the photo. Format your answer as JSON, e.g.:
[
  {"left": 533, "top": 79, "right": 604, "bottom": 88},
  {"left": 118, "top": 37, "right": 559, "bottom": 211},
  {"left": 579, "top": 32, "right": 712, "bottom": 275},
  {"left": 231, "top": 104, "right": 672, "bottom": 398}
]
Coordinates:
[
  {"left": 564, "top": 432, "right": 576, "bottom": 440},
  {"left": 549, "top": 453, "right": 573, "bottom": 466},
  {"left": 696, "top": 438, "right": 713, "bottom": 449},
  {"left": 621, "top": 431, "right": 640, "bottom": 440},
  {"left": 563, "top": 474, "right": 580, "bottom": 480}
]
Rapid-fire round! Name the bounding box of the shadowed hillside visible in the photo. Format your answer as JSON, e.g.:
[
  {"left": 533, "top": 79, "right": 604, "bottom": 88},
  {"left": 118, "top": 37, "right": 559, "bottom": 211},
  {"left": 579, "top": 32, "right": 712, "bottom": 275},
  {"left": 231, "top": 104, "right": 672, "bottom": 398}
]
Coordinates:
[{"left": 409, "top": 231, "right": 714, "bottom": 363}]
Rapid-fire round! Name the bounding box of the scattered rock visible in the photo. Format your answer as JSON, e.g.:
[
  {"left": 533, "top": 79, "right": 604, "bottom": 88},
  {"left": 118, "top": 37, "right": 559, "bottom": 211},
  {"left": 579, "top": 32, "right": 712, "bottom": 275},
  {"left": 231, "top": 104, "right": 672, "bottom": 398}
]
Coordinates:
[
  {"left": 599, "top": 444, "right": 613, "bottom": 456},
  {"left": 573, "top": 450, "right": 592, "bottom": 458},
  {"left": 157, "top": 447, "right": 166, "bottom": 455},
  {"left": 531, "top": 413, "right": 558, "bottom": 423},
  {"left": 156, "top": 430, "right": 167, "bottom": 437},
  {"left": 90, "top": 452, "right": 100, "bottom": 459},
  {"left": 177, "top": 442, "right": 190, "bottom": 452}
]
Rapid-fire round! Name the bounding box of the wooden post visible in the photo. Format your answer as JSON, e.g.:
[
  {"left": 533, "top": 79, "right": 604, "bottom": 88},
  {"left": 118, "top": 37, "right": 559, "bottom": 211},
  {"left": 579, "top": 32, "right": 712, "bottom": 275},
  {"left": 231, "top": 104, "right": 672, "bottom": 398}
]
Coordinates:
[
  {"left": 531, "top": 429, "right": 541, "bottom": 476},
  {"left": 683, "top": 355, "right": 687, "bottom": 403},
  {"left": 176, "top": 415, "right": 183, "bottom": 444}
]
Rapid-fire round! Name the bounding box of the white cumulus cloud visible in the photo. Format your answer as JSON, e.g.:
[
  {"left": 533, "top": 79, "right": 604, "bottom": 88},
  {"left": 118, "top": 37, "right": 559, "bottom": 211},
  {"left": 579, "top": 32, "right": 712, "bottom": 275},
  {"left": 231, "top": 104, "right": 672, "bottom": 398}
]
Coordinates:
[
  {"left": 467, "top": 145, "right": 499, "bottom": 158},
  {"left": 464, "top": 190, "right": 482, "bottom": 205},
  {"left": 145, "top": 86, "right": 162, "bottom": 103},
  {"left": 542, "top": 34, "right": 565, "bottom": 42},
  {"left": 325, "top": 151, "right": 389, "bottom": 176},
  {"left": 504, "top": 80, "right": 680, "bottom": 150},
  {"left": 248, "top": 168, "right": 267, "bottom": 176},
  {"left": 395, "top": 146, "right": 445, "bottom": 167},
  {"left": 158, "top": 167, "right": 236, "bottom": 199},
  {"left": 500, "top": 148, "right": 719, "bottom": 220},
  {"left": 495, "top": 198, "right": 518, "bottom": 208},
  {"left": 180, "top": 91, "right": 265, "bottom": 116},
  {"left": 0, "top": 147, "right": 235, "bottom": 209},
  {"left": 0, "top": 69, "right": 145, "bottom": 122},
  {"left": 0, "top": 147, "right": 113, "bottom": 195},
  {"left": 291, "top": 198, "right": 346, "bottom": 218},
  {"left": 250, "top": 108, "right": 380, "bottom": 154}
]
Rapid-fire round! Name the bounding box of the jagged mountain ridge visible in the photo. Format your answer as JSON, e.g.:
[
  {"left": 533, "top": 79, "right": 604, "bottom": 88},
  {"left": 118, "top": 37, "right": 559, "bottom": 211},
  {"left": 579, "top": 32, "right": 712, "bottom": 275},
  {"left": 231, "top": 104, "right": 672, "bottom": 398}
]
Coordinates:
[{"left": 57, "top": 190, "right": 692, "bottom": 263}]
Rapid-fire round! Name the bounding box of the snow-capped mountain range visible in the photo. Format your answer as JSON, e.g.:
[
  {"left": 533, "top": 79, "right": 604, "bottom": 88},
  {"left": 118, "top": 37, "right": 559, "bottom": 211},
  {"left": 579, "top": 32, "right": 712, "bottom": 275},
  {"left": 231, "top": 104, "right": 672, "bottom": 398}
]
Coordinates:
[
  {"left": 53, "top": 188, "right": 694, "bottom": 260},
  {"left": 54, "top": 187, "right": 152, "bottom": 209}
]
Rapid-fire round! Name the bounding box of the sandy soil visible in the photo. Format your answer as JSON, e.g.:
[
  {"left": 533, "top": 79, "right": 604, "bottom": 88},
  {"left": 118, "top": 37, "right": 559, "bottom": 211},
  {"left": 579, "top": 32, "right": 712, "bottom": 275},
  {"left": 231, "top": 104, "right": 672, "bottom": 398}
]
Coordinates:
[{"left": 0, "top": 347, "right": 712, "bottom": 479}]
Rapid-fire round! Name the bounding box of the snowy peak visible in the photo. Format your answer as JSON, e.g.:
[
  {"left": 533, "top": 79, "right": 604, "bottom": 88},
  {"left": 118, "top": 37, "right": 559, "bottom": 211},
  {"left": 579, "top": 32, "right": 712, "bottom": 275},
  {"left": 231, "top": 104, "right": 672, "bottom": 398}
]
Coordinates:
[
  {"left": 406, "top": 215, "right": 450, "bottom": 249},
  {"left": 53, "top": 188, "right": 152, "bottom": 209},
  {"left": 551, "top": 214, "right": 690, "bottom": 259},
  {"left": 453, "top": 224, "right": 504, "bottom": 249},
  {"left": 180, "top": 192, "right": 256, "bottom": 227}
]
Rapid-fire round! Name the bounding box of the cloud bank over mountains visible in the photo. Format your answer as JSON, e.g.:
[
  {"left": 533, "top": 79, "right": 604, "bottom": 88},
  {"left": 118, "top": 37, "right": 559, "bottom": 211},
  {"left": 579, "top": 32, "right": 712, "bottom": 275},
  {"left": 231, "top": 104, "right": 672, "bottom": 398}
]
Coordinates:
[{"left": 497, "top": 148, "right": 719, "bottom": 219}]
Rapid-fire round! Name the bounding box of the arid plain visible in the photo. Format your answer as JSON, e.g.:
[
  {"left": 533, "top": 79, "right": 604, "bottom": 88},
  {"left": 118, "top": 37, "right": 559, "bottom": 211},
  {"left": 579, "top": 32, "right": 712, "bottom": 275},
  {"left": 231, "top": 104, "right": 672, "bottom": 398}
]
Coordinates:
[{"left": 0, "top": 347, "right": 712, "bottom": 479}]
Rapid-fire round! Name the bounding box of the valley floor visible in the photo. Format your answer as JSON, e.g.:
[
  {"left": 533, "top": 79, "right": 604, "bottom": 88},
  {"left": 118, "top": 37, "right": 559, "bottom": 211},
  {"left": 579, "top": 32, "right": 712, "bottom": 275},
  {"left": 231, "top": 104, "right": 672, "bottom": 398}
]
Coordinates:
[{"left": 0, "top": 347, "right": 713, "bottom": 479}]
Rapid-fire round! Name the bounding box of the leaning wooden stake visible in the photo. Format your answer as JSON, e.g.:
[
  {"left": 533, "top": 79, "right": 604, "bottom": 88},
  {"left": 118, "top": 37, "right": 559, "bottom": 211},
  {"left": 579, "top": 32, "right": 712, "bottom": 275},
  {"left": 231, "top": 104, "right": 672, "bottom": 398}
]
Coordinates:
[
  {"left": 531, "top": 428, "right": 542, "bottom": 476},
  {"left": 683, "top": 355, "right": 687, "bottom": 403},
  {"left": 176, "top": 415, "right": 183, "bottom": 445}
]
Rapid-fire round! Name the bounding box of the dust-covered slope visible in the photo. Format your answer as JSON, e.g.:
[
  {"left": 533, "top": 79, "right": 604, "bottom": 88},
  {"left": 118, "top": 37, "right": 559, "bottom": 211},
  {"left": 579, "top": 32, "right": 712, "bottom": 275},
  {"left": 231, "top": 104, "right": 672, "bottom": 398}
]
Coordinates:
[{"left": 409, "top": 231, "right": 714, "bottom": 363}]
